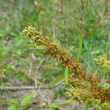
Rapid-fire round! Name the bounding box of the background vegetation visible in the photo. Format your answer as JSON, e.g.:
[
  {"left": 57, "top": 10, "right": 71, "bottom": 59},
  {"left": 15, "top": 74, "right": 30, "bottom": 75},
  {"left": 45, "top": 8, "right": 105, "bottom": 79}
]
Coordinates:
[{"left": 0, "top": 0, "right": 110, "bottom": 110}]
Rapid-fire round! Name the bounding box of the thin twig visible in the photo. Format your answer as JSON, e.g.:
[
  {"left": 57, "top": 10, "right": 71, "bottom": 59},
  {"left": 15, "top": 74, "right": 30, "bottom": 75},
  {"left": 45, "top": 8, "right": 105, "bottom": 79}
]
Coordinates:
[
  {"left": 15, "top": 87, "right": 22, "bottom": 110},
  {"left": 104, "top": 0, "right": 108, "bottom": 16},
  {"left": 0, "top": 86, "right": 50, "bottom": 90}
]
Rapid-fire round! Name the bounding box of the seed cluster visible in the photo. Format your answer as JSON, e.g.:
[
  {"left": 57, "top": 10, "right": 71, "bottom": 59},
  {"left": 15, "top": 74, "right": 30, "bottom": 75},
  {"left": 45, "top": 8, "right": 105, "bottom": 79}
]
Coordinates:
[
  {"left": 95, "top": 55, "right": 110, "bottom": 73},
  {"left": 95, "top": 55, "right": 110, "bottom": 84},
  {"left": 23, "top": 26, "right": 110, "bottom": 110}
]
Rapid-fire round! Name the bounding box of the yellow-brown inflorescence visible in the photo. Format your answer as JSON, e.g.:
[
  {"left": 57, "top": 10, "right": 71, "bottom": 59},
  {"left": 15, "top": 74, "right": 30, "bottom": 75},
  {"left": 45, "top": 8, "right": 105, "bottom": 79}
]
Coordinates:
[
  {"left": 95, "top": 55, "right": 107, "bottom": 65},
  {"left": 95, "top": 55, "right": 110, "bottom": 84},
  {"left": 95, "top": 55, "right": 110, "bottom": 73},
  {"left": 23, "top": 26, "right": 110, "bottom": 109}
]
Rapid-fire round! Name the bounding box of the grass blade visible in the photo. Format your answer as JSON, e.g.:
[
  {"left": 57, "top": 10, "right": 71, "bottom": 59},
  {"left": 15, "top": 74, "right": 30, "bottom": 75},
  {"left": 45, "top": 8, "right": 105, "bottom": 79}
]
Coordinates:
[
  {"left": 49, "top": 71, "right": 73, "bottom": 88},
  {"left": 64, "top": 66, "right": 68, "bottom": 83},
  {"left": 52, "top": 26, "right": 61, "bottom": 48},
  {"left": 31, "top": 45, "right": 48, "bottom": 49},
  {"left": 75, "top": 27, "right": 83, "bottom": 62},
  {"left": 84, "top": 102, "right": 92, "bottom": 110}
]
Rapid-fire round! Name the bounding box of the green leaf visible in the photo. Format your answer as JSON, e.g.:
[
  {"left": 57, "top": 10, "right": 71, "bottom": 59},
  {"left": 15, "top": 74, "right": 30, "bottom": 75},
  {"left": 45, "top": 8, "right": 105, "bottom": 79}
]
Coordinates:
[
  {"left": 91, "top": 50, "right": 103, "bottom": 54},
  {"left": 87, "top": 98, "right": 94, "bottom": 102},
  {"left": 84, "top": 102, "right": 92, "bottom": 110},
  {"left": 49, "top": 71, "right": 73, "bottom": 88},
  {"left": 10, "top": 32, "right": 18, "bottom": 37},
  {"left": 64, "top": 66, "right": 68, "bottom": 83},
  {"left": 98, "top": 69, "right": 107, "bottom": 73},
  {"left": 43, "top": 28, "right": 46, "bottom": 37},
  {"left": 0, "top": 49, "right": 4, "bottom": 64},
  {"left": 7, "top": 105, "right": 21, "bottom": 110},
  {"left": 78, "top": 102, "right": 83, "bottom": 110},
  {"left": 43, "top": 62, "right": 53, "bottom": 67},
  {"left": 102, "top": 84, "right": 110, "bottom": 89},
  {"left": 26, "top": 43, "right": 37, "bottom": 48},
  {"left": 9, "top": 99, "right": 18, "bottom": 105},
  {"left": 72, "top": 81, "right": 78, "bottom": 89},
  {"left": 75, "top": 27, "right": 83, "bottom": 61},
  {"left": 1, "top": 74, "right": 7, "bottom": 78},
  {"left": 0, "top": 33, "right": 5, "bottom": 37},
  {"left": 14, "top": 75, "right": 21, "bottom": 80},
  {"left": 60, "top": 99, "right": 73, "bottom": 104},
  {"left": 50, "top": 102, "right": 60, "bottom": 106},
  {"left": 15, "top": 50, "right": 22, "bottom": 56},
  {"left": 35, "top": 24, "right": 39, "bottom": 30},
  {"left": 15, "top": 72, "right": 27, "bottom": 83},
  {"left": 31, "top": 45, "right": 48, "bottom": 49},
  {"left": 49, "top": 26, "right": 61, "bottom": 48},
  {"left": 33, "top": 52, "right": 44, "bottom": 56},
  {"left": 82, "top": 94, "right": 88, "bottom": 97},
  {"left": 5, "top": 26, "right": 11, "bottom": 33},
  {"left": 21, "top": 93, "right": 33, "bottom": 106}
]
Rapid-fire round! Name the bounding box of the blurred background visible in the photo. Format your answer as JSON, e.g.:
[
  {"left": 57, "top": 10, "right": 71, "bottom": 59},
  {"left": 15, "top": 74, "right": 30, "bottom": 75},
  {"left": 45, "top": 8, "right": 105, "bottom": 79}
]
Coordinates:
[{"left": 0, "top": 0, "right": 110, "bottom": 109}]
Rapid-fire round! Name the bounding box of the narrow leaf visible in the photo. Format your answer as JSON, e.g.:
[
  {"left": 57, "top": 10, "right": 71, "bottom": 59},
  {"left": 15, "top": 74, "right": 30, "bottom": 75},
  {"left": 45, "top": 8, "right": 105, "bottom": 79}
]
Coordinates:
[
  {"left": 31, "top": 45, "right": 48, "bottom": 49},
  {"left": 21, "top": 93, "right": 33, "bottom": 106},
  {"left": 0, "top": 49, "right": 4, "bottom": 64},
  {"left": 9, "top": 98, "right": 18, "bottom": 105},
  {"left": 75, "top": 27, "right": 83, "bottom": 61},
  {"left": 87, "top": 98, "right": 94, "bottom": 102},
  {"left": 7, "top": 105, "right": 21, "bottom": 110},
  {"left": 33, "top": 52, "right": 44, "bottom": 56},
  {"left": 98, "top": 69, "right": 107, "bottom": 73},
  {"left": 78, "top": 102, "right": 83, "bottom": 110},
  {"left": 72, "top": 82, "right": 78, "bottom": 89},
  {"left": 102, "top": 84, "right": 110, "bottom": 89},
  {"left": 60, "top": 99, "right": 72, "bottom": 104},
  {"left": 49, "top": 71, "right": 73, "bottom": 88},
  {"left": 43, "top": 28, "right": 45, "bottom": 37},
  {"left": 64, "top": 66, "right": 68, "bottom": 83},
  {"left": 50, "top": 102, "right": 60, "bottom": 106},
  {"left": 84, "top": 102, "right": 92, "bottom": 110},
  {"left": 50, "top": 26, "right": 61, "bottom": 48}
]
